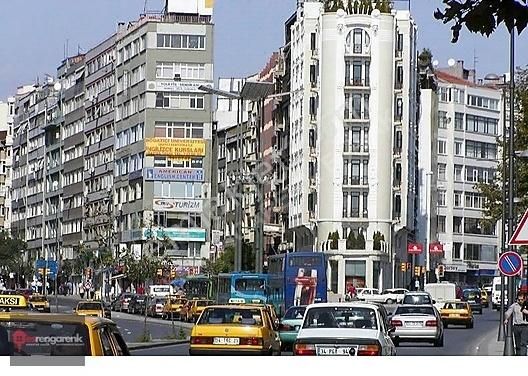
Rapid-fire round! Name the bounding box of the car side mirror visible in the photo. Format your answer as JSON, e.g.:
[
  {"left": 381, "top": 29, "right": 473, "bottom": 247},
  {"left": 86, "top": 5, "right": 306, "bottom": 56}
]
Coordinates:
[
  {"left": 388, "top": 326, "right": 396, "bottom": 335},
  {"left": 432, "top": 300, "right": 436, "bottom": 304}
]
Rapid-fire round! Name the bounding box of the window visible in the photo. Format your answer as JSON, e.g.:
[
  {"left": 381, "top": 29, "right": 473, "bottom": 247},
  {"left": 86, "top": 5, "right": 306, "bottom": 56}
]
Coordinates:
[
  {"left": 437, "top": 163, "right": 446, "bottom": 181},
  {"left": 466, "top": 114, "right": 498, "bottom": 135},
  {"left": 454, "top": 88, "right": 465, "bottom": 104},
  {"left": 157, "top": 34, "right": 206, "bottom": 49},
  {"left": 465, "top": 192, "right": 484, "bottom": 209},
  {"left": 154, "top": 122, "right": 204, "bottom": 139},
  {"left": 465, "top": 140, "right": 497, "bottom": 160},
  {"left": 454, "top": 191, "right": 463, "bottom": 207},
  {"left": 155, "top": 92, "right": 204, "bottom": 110},
  {"left": 453, "top": 242, "right": 462, "bottom": 259},
  {"left": 437, "top": 215, "right": 446, "bottom": 233},
  {"left": 438, "top": 190, "right": 446, "bottom": 206},
  {"left": 342, "top": 192, "right": 348, "bottom": 217},
  {"left": 453, "top": 217, "right": 463, "bottom": 233},
  {"left": 440, "top": 87, "right": 451, "bottom": 102},
  {"left": 454, "top": 112, "right": 464, "bottom": 130},
  {"left": 454, "top": 140, "right": 463, "bottom": 156},
  {"left": 438, "top": 111, "right": 448, "bottom": 129},
  {"left": 438, "top": 140, "right": 447, "bottom": 155},
  {"left": 467, "top": 94, "right": 499, "bottom": 110},
  {"left": 454, "top": 164, "right": 463, "bottom": 181},
  {"left": 155, "top": 62, "right": 206, "bottom": 80}
]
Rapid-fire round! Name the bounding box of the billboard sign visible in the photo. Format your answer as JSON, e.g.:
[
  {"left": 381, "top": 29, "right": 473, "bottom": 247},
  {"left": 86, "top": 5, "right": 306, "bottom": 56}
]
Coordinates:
[
  {"left": 145, "top": 138, "right": 206, "bottom": 157},
  {"left": 166, "top": 0, "right": 214, "bottom": 15},
  {"left": 153, "top": 198, "right": 203, "bottom": 213},
  {"left": 143, "top": 227, "right": 206, "bottom": 242},
  {"left": 145, "top": 168, "right": 204, "bottom": 182}
]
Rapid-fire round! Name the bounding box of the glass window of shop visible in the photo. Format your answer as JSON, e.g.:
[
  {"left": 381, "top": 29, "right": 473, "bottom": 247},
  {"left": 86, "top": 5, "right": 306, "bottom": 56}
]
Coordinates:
[
  {"left": 153, "top": 182, "right": 202, "bottom": 198},
  {"left": 345, "top": 260, "right": 366, "bottom": 288},
  {"left": 372, "top": 261, "right": 380, "bottom": 289}
]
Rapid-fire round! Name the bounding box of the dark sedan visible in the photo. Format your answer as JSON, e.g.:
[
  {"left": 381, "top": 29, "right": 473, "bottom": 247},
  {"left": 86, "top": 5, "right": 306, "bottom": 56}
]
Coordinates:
[
  {"left": 462, "top": 289, "right": 482, "bottom": 314},
  {"left": 128, "top": 294, "right": 147, "bottom": 314}
]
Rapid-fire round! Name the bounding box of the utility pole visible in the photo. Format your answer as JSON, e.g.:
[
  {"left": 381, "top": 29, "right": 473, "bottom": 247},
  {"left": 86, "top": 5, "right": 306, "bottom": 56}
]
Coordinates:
[
  {"left": 254, "top": 98, "right": 265, "bottom": 273},
  {"left": 235, "top": 84, "right": 244, "bottom": 272}
]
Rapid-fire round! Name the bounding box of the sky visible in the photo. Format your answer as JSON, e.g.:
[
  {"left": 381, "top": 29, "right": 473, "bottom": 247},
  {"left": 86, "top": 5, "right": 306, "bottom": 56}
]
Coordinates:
[{"left": 0, "top": 0, "right": 527, "bottom": 99}]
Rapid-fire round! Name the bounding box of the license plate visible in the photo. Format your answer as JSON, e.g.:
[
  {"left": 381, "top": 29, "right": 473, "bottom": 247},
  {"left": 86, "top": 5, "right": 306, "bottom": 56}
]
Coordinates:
[
  {"left": 316, "top": 346, "right": 357, "bottom": 356},
  {"left": 450, "top": 314, "right": 460, "bottom": 317},
  {"left": 405, "top": 321, "right": 423, "bottom": 327},
  {"left": 213, "top": 337, "right": 240, "bottom": 345}
]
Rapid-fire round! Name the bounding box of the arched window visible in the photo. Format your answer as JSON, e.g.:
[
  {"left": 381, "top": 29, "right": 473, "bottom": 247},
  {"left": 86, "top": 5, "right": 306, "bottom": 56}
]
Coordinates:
[{"left": 346, "top": 28, "right": 371, "bottom": 55}]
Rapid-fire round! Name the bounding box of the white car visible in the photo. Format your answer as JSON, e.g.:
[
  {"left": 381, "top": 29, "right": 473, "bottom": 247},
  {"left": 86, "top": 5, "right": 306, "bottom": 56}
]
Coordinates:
[
  {"left": 293, "top": 302, "right": 396, "bottom": 356},
  {"left": 357, "top": 288, "right": 409, "bottom": 304},
  {"left": 390, "top": 304, "right": 444, "bottom": 347}
]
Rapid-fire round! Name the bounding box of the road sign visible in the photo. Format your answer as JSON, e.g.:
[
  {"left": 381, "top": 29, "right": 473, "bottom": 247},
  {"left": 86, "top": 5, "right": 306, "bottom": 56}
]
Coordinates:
[
  {"left": 498, "top": 251, "right": 523, "bottom": 277},
  {"left": 407, "top": 243, "right": 423, "bottom": 255},
  {"left": 509, "top": 209, "right": 528, "bottom": 245},
  {"left": 84, "top": 280, "right": 93, "bottom": 290},
  {"left": 429, "top": 242, "right": 444, "bottom": 254}
]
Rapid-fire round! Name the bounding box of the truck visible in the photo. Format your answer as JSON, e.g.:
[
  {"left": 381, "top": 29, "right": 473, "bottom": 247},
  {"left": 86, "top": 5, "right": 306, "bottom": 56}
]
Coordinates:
[
  {"left": 492, "top": 276, "right": 508, "bottom": 310},
  {"left": 424, "top": 282, "right": 456, "bottom": 310}
]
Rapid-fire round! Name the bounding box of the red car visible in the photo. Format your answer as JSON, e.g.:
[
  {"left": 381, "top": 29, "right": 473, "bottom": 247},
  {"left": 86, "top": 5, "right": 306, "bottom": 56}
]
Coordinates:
[{"left": 15, "top": 288, "right": 33, "bottom": 299}]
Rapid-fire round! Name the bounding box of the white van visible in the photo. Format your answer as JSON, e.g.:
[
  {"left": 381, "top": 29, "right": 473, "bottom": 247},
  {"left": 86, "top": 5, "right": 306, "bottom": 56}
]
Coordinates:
[
  {"left": 424, "top": 283, "right": 456, "bottom": 310},
  {"left": 491, "top": 276, "right": 508, "bottom": 310},
  {"left": 148, "top": 285, "right": 171, "bottom": 297}
]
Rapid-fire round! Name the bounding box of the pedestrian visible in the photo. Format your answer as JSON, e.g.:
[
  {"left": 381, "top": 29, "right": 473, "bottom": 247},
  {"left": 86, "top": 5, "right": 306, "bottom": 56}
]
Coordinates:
[
  {"left": 504, "top": 293, "right": 528, "bottom": 356},
  {"left": 79, "top": 283, "right": 85, "bottom": 299},
  {"left": 67, "top": 281, "right": 72, "bottom": 296}
]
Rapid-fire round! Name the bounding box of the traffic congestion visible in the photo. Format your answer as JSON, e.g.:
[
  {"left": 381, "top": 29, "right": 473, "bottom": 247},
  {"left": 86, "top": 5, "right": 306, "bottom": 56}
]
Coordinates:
[{"left": 0, "top": 251, "right": 505, "bottom": 356}]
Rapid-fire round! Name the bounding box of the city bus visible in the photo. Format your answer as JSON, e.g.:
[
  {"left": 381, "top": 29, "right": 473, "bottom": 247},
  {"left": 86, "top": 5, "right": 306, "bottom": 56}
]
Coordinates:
[
  {"left": 216, "top": 273, "right": 268, "bottom": 304},
  {"left": 183, "top": 275, "right": 216, "bottom": 300},
  {"left": 267, "top": 251, "right": 327, "bottom": 317}
]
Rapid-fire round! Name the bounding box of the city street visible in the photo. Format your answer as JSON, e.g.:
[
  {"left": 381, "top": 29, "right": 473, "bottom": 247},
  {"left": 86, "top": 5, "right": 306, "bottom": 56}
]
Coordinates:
[
  {"left": 51, "top": 296, "right": 192, "bottom": 343},
  {"left": 130, "top": 306, "right": 501, "bottom": 356}
]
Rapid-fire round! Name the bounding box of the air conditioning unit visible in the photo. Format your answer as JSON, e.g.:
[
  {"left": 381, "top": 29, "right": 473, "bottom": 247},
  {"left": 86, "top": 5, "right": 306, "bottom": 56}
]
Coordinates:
[{"left": 174, "top": 73, "right": 182, "bottom": 82}]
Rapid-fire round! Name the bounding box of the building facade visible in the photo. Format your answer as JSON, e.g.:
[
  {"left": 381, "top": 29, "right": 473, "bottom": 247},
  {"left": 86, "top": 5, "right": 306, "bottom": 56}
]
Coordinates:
[
  {"left": 0, "top": 99, "right": 14, "bottom": 233},
  {"left": 288, "top": 1, "right": 418, "bottom": 294},
  {"left": 426, "top": 61, "right": 502, "bottom": 285}
]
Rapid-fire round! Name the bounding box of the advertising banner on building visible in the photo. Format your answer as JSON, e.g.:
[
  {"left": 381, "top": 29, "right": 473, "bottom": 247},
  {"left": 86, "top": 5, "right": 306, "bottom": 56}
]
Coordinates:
[
  {"left": 145, "top": 168, "right": 204, "bottom": 182},
  {"left": 147, "top": 81, "right": 209, "bottom": 93},
  {"left": 145, "top": 138, "right": 206, "bottom": 157},
  {"left": 153, "top": 198, "right": 203, "bottom": 213},
  {"left": 166, "top": 0, "right": 214, "bottom": 16},
  {"left": 143, "top": 227, "right": 206, "bottom": 242}
]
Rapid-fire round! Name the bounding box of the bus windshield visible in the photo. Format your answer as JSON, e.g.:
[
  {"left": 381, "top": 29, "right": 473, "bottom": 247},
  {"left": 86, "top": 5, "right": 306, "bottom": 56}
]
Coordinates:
[
  {"left": 234, "top": 279, "right": 266, "bottom": 292},
  {"left": 288, "top": 256, "right": 322, "bottom": 267}
]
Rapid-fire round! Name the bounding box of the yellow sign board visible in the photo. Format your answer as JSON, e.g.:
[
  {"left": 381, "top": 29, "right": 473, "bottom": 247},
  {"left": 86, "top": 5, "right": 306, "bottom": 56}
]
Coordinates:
[
  {"left": 145, "top": 138, "right": 206, "bottom": 157},
  {"left": 0, "top": 295, "right": 27, "bottom": 308}
]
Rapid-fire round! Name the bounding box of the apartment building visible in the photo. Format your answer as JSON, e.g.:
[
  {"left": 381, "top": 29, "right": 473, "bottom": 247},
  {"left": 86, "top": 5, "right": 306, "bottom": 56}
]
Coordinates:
[
  {"left": 289, "top": 1, "right": 418, "bottom": 293},
  {"left": 0, "top": 99, "right": 14, "bottom": 233}
]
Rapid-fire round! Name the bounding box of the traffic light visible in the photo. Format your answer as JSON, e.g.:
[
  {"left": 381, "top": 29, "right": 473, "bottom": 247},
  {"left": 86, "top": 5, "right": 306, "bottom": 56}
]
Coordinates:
[
  {"left": 170, "top": 269, "right": 176, "bottom": 279},
  {"left": 438, "top": 265, "right": 445, "bottom": 277},
  {"left": 400, "top": 263, "right": 407, "bottom": 272},
  {"left": 414, "top": 266, "right": 421, "bottom": 276},
  {"left": 406, "top": 262, "right": 411, "bottom": 270},
  {"left": 157, "top": 269, "right": 163, "bottom": 277},
  {"left": 421, "top": 266, "right": 427, "bottom": 275}
]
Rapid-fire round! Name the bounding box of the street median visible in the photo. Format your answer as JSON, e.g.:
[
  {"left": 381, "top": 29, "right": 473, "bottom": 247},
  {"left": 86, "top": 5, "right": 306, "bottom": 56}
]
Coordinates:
[{"left": 128, "top": 338, "right": 190, "bottom": 350}]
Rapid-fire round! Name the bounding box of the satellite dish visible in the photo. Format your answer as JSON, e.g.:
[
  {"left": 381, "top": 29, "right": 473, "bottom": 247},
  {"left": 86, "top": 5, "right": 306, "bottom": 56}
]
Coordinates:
[
  {"left": 433, "top": 60, "right": 439, "bottom": 67},
  {"left": 448, "top": 58, "right": 456, "bottom": 67},
  {"left": 53, "top": 82, "right": 62, "bottom": 91}
]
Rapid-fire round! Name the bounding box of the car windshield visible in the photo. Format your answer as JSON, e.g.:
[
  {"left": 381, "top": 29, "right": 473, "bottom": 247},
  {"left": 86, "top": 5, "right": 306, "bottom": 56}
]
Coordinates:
[
  {"left": 198, "top": 307, "right": 263, "bottom": 326},
  {"left": 0, "top": 321, "right": 91, "bottom": 356},
  {"left": 196, "top": 301, "right": 211, "bottom": 307},
  {"left": 283, "top": 306, "right": 306, "bottom": 320},
  {"left": 403, "top": 295, "right": 431, "bottom": 305},
  {"left": 302, "top": 306, "right": 378, "bottom": 330},
  {"left": 463, "top": 290, "right": 480, "bottom": 298},
  {"left": 395, "top": 306, "right": 435, "bottom": 316},
  {"left": 443, "top": 303, "right": 468, "bottom": 310},
  {"left": 77, "top": 303, "right": 102, "bottom": 311}
]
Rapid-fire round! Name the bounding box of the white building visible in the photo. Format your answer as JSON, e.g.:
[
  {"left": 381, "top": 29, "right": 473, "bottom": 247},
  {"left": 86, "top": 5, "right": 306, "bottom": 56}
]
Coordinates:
[
  {"left": 0, "top": 98, "right": 14, "bottom": 233},
  {"left": 288, "top": 1, "right": 418, "bottom": 295},
  {"left": 419, "top": 60, "right": 502, "bottom": 285}
]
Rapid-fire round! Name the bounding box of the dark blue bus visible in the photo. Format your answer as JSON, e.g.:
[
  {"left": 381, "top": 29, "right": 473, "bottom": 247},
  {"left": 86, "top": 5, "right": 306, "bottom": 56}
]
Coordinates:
[{"left": 267, "top": 252, "right": 327, "bottom": 317}]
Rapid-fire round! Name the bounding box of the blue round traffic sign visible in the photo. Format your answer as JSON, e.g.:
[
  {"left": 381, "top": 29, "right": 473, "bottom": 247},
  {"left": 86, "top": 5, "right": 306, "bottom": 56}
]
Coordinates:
[{"left": 498, "top": 251, "right": 523, "bottom": 277}]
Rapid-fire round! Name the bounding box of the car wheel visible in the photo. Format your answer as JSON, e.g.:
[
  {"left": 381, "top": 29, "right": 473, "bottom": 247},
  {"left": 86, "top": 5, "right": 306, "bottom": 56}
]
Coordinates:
[
  {"left": 392, "top": 339, "right": 400, "bottom": 347},
  {"left": 444, "top": 323, "right": 448, "bottom": 329},
  {"left": 434, "top": 336, "right": 444, "bottom": 347},
  {"left": 386, "top": 299, "right": 394, "bottom": 304},
  {"left": 467, "top": 322, "right": 474, "bottom": 329}
]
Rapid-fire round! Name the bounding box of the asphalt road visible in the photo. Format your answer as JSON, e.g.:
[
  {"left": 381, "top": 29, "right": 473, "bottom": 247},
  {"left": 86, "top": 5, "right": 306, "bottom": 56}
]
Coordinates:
[
  {"left": 130, "top": 306, "right": 501, "bottom": 356},
  {"left": 51, "top": 296, "right": 191, "bottom": 343}
]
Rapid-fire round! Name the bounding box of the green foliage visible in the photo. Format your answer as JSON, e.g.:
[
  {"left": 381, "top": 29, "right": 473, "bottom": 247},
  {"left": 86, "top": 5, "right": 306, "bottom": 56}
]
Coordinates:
[
  {"left": 357, "top": 232, "right": 366, "bottom": 250},
  {"left": 346, "top": 231, "right": 357, "bottom": 249},
  {"left": 330, "top": 231, "right": 340, "bottom": 250},
  {"left": 434, "top": 0, "right": 528, "bottom": 43},
  {"left": 373, "top": 231, "right": 385, "bottom": 251},
  {"left": 201, "top": 242, "right": 256, "bottom": 274},
  {"left": 0, "top": 231, "right": 26, "bottom": 273},
  {"left": 477, "top": 67, "right": 528, "bottom": 235}
]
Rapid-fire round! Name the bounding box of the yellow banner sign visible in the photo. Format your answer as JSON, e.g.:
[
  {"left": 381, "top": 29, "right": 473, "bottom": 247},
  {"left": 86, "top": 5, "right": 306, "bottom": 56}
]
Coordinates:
[{"left": 145, "top": 138, "right": 206, "bottom": 157}]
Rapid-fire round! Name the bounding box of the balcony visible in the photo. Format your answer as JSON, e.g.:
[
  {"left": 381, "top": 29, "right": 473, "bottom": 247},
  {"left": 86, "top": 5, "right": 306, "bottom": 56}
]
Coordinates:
[
  {"left": 395, "top": 50, "right": 403, "bottom": 59},
  {"left": 344, "top": 79, "right": 370, "bottom": 88},
  {"left": 393, "top": 147, "right": 402, "bottom": 156},
  {"left": 342, "top": 176, "right": 369, "bottom": 187},
  {"left": 395, "top": 82, "right": 403, "bottom": 90},
  {"left": 345, "top": 44, "right": 371, "bottom": 57},
  {"left": 343, "top": 144, "right": 369, "bottom": 154},
  {"left": 344, "top": 111, "right": 369, "bottom": 122}
]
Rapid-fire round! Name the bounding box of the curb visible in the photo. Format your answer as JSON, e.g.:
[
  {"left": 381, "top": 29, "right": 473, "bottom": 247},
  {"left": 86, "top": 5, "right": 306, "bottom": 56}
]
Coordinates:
[{"left": 128, "top": 339, "right": 190, "bottom": 350}]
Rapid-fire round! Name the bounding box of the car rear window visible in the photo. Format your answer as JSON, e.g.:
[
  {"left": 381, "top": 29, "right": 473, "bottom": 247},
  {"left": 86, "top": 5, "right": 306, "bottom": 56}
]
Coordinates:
[
  {"left": 0, "top": 321, "right": 91, "bottom": 356},
  {"left": 302, "top": 306, "right": 378, "bottom": 329},
  {"left": 284, "top": 306, "right": 306, "bottom": 320},
  {"left": 77, "top": 303, "right": 102, "bottom": 310},
  {"left": 402, "top": 295, "right": 432, "bottom": 305},
  {"left": 30, "top": 297, "right": 47, "bottom": 302},
  {"left": 443, "top": 303, "right": 468, "bottom": 310},
  {"left": 395, "top": 306, "right": 435, "bottom": 316},
  {"left": 198, "top": 307, "right": 263, "bottom": 326}
]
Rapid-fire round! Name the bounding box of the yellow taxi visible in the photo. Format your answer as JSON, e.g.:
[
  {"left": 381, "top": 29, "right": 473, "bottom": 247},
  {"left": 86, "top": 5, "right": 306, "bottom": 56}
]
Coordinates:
[
  {"left": 28, "top": 295, "right": 50, "bottom": 313},
  {"left": 480, "top": 289, "right": 490, "bottom": 308},
  {"left": 189, "top": 304, "right": 281, "bottom": 355},
  {"left": 74, "top": 301, "right": 111, "bottom": 319},
  {"left": 162, "top": 296, "right": 188, "bottom": 320},
  {"left": 0, "top": 313, "right": 129, "bottom": 356},
  {"left": 0, "top": 294, "right": 30, "bottom": 312},
  {"left": 181, "top": 299, "right": 214, "bottom": 323},
  {"left": 440, "top": 301, "right": 474, "bottom": 328}
]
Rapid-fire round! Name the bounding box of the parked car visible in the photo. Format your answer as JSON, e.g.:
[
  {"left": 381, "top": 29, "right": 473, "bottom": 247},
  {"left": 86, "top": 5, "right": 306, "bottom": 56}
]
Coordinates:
[
  {"left": 128, "top": 294, "right": 147, "bottom": 315},
  {"left": 112, "top": 293, "right": 134, "bottom": 312},
  {"left": 356, "top": 288, "right": 381, "bottom": 302},
  {"left": 293, "top": 302, "right": 396, "bottom": 356},
  {"left": 390, "top": 304, "right": 444, "bottom": 347},
  {"left": 147, "top": 297, "right": 167, "bottom": 317},
  {"left": 356, "top": 289, "right": 409, "bottom": 304}
]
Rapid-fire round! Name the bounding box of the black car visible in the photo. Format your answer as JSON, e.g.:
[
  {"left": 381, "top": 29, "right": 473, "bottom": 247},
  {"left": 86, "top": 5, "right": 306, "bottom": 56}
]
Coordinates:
[
  {"left": 463, "top": 289, "right": 482, "bottom": 314},
  {"left": 128, "top": 294, "right": 147, "bottom": 314}
]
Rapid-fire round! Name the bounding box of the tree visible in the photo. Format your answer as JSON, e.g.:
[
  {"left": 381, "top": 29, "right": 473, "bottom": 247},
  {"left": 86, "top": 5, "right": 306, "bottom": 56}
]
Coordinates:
[
  {"left": 330, "top": 231, "right": 340, "bottom": 250},
  {"left": 357, "top": 231, "right": 366, "bottom": 250},
  {"left": 477, "top": 67, "right": 528, "bottom": 234},
  {"left": 0, "top": 231, "right": 26, "bottom": 274},
  {"left": 346, "top": 231, "right": 357, "bottom": 249},
  {"left": 373, "top": 231, "right": 385, "bottom": 251},
  {"left": 434, "top": 0, "right": 528, "bottom": 43}
]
